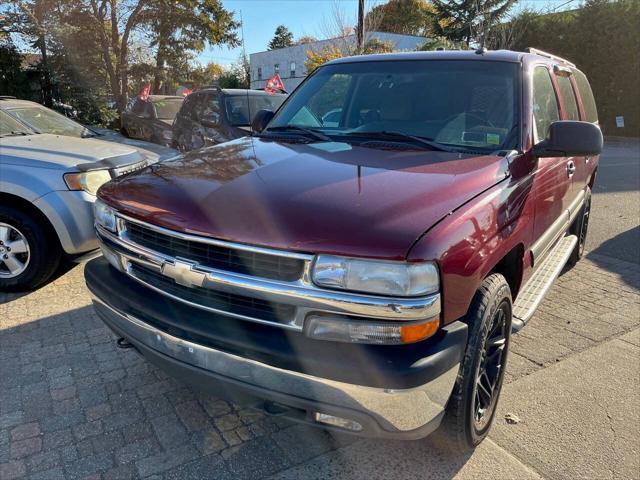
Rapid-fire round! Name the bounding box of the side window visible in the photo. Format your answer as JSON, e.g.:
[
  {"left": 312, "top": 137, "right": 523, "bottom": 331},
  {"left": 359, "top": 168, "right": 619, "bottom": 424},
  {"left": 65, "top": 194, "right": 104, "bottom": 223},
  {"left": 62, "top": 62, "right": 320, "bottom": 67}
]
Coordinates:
[
  {"left": 572, "top": 69, "right": 598, "bottom": 123},
  {"left": 532, "top": 67, "right": 559, "bottom": 143},
  {"left": 143, "top": 102, "right": 155, "bottom": 119},
  {"left": 179, "top": 95, "right": 196, "bottom": 120},
  {"left": 131, "top": 99, "right": 145, "bottom": 115},
  {"left": 194, "top": 93, "right": 220, "bottom": 122},
  {"left": 556, "top": 76, "right": 580, "bottom": 121}
]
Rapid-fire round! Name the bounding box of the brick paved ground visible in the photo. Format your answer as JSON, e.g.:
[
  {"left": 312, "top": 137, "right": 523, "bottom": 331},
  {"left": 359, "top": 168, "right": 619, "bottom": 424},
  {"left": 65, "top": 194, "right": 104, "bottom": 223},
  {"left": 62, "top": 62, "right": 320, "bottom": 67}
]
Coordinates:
[{"left": 1, "top": 250, "right": 638, "bottom": 479}]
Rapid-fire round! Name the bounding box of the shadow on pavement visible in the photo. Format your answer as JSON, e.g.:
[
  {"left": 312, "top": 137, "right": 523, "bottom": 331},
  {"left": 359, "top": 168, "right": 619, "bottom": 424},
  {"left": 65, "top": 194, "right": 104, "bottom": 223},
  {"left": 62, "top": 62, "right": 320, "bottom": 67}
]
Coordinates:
[
  {"left": 0, "top": 258, "right": 77, "bottom": 305},
  {"left": 587, "top": 226, "right": 640, "bottom": 289}
]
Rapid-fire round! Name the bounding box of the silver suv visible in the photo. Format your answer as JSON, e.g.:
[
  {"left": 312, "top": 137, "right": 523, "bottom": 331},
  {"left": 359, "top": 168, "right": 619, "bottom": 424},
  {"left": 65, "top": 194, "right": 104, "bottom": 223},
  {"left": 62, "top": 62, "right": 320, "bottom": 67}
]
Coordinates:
[{"left": 0, "top": 109, "right": 167, "bottom": 290}]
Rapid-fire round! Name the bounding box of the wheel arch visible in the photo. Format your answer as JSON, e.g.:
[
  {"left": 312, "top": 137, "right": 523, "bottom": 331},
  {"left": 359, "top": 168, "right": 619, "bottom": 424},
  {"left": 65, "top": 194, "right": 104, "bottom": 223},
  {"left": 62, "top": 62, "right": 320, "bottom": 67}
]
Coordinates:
[
  {"left": 487, "top": 243, "right": 525, "bottom": 301},
  {"left": 0, "top": 192, "right": 62, "bottom": 249}
]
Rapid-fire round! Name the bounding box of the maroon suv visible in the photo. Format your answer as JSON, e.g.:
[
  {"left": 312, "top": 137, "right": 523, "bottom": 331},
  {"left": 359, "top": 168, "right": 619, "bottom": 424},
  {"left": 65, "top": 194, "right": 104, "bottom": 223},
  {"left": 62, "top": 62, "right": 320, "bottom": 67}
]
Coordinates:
[{"left": 85, "top": 49, "right": 602, "bottom": 450}]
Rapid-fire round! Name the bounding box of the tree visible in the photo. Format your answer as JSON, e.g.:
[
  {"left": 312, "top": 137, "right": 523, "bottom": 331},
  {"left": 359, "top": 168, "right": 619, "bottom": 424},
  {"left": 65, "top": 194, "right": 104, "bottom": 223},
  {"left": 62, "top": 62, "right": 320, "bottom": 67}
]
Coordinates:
[
  {"left": 0, "top": 0, "right": 56, "bottom": 106},
  {"left": 0, "top": 39, "right": 31, "bottom": 98},
  {"left": 362, "top": 38, "right": 394, "bottom": 54},
  {"left": 218, "top": 58, "right": 249, "bottom": 88},
  {"left": 417, "top": 36, "right": 465, "bottom": 51},
  {"left": 296, "top": 35, "right": 317, "bottom": 45},
  {"left": 432, "top": 0, "right": 517, "bottom": 47},
  {"left": 365, "top": 0, "right": 437, "bottom": 36},
  {"left": 304, "top": 45, "right": 344, "bottom": 73},
  {"left": 143, "top": 0, "right": 239, "bottom": 94},
  {"left": 268, "top": 25, "right": 294, "bottom": 50}
]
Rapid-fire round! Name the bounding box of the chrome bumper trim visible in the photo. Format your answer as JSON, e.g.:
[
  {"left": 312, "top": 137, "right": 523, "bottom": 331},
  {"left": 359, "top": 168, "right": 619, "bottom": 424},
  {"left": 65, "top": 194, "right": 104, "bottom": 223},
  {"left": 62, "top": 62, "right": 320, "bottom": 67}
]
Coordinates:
[
  {"left": 91, "top": 294, "right": 458, "bottom": 433},
  {"left": 97, "top": 225, "right": 441, "bottom": 330}
]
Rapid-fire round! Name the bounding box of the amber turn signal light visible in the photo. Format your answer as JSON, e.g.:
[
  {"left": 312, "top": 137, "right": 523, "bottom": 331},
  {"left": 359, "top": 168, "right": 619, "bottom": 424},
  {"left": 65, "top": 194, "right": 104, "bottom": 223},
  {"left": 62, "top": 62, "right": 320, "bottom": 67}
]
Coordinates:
[{"left": 400, "top": 317, "right": 440, "bottom": 344}]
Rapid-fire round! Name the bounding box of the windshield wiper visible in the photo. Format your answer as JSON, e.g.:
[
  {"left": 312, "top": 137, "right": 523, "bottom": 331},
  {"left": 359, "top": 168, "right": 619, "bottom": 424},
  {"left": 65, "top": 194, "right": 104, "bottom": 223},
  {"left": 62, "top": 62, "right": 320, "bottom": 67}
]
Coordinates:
[
  {"left": 263, "top": 125, "right": 332, "bottom": 142},
  {"left": 0, "top": 131, "right": 31, "bottom": 138},
  {"left": 346, "top": 131, "right": 455, "bottom": 152}
]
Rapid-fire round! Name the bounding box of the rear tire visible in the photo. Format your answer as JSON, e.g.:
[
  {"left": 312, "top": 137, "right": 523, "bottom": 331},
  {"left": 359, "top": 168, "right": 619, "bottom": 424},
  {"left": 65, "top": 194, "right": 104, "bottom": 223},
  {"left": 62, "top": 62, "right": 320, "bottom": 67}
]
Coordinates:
[
  {"left": 567, "top": 187, "right": 591, "bottom": 267},
  {"left": 0, "top": 207, "right": 61, "bottom": 291},
  {"left": 434, "top": 273, "right": 512, "bottom": 452}
]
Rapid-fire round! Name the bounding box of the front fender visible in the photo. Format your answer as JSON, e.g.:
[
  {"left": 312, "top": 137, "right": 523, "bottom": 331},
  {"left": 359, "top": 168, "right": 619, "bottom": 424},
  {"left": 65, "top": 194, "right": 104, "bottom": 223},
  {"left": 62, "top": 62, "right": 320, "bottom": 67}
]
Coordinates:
[{"left": 407, "top": 174, "right": 535, "bottom": 324}]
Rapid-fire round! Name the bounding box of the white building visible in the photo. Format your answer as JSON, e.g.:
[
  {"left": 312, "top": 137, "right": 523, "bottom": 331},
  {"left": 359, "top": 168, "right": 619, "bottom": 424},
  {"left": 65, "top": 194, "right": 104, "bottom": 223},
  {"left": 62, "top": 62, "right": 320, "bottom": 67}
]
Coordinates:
[{"left": 249, "top": 31, "right": 427, "bottom": 92}]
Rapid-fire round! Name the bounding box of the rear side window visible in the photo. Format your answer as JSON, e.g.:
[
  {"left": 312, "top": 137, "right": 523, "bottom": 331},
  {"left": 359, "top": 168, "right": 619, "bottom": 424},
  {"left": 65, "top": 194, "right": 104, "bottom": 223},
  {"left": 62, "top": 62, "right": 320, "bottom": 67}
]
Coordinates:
[
  {"left": 532, "top": 67, "right": 559, "bottom": 142},
  {"left": 556, "top": 76, "right": 580, "bottom": 121},
  {"left": 572, "top": 69, "right": 598, "bottom": 123}
]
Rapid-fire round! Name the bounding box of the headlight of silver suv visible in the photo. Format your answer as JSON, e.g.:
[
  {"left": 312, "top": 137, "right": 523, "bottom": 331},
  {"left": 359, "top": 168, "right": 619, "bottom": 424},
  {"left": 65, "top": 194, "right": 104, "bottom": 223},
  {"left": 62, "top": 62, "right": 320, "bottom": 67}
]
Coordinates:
[
  {"left": 311, "top": 255, "right": 439, "bottom": 297},
  {"left": 93, "top": 199, "right": 117, "bottom": 232},
  {"left": 64, "top": 169, "right": 112, "bottom": 195}
]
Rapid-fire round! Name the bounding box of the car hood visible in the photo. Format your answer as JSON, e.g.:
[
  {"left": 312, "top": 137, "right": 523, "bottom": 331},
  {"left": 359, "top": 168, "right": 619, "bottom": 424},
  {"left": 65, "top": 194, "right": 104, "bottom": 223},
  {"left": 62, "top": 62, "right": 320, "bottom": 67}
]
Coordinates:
[
  {"left": 0, "top": 133, "right": 145, "bottom": 171},
  {"left": 100, "top": 137, "right": 510, "bottom": 259},
  {"left": 89, "top": 128, "right": 178, "bottom": 163}
]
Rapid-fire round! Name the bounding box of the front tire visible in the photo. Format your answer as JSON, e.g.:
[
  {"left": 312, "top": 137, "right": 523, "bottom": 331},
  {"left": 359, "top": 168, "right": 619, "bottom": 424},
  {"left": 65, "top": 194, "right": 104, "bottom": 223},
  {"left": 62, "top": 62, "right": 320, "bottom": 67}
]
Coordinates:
[
  {"left": 568, "top": 187, "right": 591, "bottom": 267},
  {"left": 0, "top": 207, "right": 61, "bottom": 291},
  {"left": 435, "top": 273, "right": 512, "bottom": 451}
]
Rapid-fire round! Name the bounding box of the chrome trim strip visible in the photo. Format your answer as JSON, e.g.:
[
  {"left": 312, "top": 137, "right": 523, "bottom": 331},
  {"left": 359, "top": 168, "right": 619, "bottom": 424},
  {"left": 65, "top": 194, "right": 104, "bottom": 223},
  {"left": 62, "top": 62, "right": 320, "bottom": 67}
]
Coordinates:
[
  {"left": 117, "top": 212, "right": 313, "bottom": 260},
  {"left": 97, "top": 226, "right": 441, "bottom": 327},
  {"left": 91, "top": 293, "right": 458, "bottom": 433},
  {"left": 531, "top": 189, "right": 585, "bottom": 265}
]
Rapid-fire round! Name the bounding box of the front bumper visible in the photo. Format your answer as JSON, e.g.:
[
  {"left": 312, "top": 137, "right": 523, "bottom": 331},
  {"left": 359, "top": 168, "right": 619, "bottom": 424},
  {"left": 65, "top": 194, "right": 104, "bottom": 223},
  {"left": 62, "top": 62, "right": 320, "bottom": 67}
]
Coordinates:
[{"left": 86, "top": 258, "right": 467, "bottom": 439}]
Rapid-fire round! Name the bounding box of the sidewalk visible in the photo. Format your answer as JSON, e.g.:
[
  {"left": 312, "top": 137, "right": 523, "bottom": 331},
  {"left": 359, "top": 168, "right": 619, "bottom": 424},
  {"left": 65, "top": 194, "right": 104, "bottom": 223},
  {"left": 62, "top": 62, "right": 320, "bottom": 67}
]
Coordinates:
[{"left": 270, "top": 328, "right": 640, "bottom": 480}]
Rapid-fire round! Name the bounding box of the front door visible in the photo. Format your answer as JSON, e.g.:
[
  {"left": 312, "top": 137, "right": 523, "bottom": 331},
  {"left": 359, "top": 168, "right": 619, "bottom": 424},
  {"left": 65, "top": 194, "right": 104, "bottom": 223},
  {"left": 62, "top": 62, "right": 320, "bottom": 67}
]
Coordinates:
[{"left": 530, "top": 66, "right": 573, "bottom": 263}]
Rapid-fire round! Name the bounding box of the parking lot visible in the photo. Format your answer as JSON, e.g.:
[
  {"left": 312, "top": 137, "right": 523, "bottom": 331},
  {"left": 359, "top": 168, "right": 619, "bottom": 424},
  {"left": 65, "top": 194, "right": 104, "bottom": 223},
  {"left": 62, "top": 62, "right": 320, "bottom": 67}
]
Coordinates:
[{"left": 1, "top": 138, "right": 638, "bottom": 480}]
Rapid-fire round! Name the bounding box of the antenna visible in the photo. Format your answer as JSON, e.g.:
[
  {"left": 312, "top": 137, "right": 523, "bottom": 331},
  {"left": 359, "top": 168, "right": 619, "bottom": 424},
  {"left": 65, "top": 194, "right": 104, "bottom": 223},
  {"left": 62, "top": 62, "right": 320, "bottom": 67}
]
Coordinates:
[{"left": 239, "top": 10, "right": 253, "bottom": 134}]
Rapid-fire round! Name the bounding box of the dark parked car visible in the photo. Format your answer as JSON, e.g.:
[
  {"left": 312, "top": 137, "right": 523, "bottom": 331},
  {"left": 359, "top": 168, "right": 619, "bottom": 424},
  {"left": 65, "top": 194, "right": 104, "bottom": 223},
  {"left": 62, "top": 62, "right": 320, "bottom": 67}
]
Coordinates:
[
  {"left": 121, "top": 95, "right": 183, "bottom": 147},
  {"left": 86, "top": 49, "right": 602, "bottom": 450},
  {"left": 173, "top": 87, "right": 286, "bottom": 151}
]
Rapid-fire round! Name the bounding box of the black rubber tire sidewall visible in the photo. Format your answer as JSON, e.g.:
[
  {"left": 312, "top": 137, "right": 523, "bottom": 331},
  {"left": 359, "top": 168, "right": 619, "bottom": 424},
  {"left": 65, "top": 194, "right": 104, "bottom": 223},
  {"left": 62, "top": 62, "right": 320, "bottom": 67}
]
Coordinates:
[
  {"left": 0, "top": 207, "right": 61, "bottom": 291},
  {"left": 437, "top": 273, "right": 512, "bottom": 451},
  {"left": 569, "top": 187, "right": 592, "bottom": 266}
]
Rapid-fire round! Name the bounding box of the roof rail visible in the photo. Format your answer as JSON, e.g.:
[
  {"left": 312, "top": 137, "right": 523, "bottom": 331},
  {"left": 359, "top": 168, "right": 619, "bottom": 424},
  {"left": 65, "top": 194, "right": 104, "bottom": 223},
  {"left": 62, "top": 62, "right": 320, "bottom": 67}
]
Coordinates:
[
  {"left": 526, "top": 47, "right": 575, "bottom": 67},
  {"left": 0, "top": 96, "right": 17, "bottom": 100}
]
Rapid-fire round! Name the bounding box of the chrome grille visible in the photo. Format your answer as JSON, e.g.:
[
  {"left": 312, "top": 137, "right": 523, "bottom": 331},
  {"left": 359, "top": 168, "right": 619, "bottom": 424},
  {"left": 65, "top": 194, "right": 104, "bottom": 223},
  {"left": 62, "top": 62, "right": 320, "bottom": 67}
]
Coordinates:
[
  {"left": 123, "top": 221, "right": 305, "bottom": 282},
  {"left": 130, "top": 263, "right": 296, "bottom": 323}
]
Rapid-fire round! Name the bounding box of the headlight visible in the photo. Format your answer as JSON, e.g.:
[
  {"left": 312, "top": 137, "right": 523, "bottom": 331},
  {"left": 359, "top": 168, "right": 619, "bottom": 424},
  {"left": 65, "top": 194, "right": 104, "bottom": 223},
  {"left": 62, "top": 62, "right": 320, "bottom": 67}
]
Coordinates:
[
  {"left": 64, "top": 169, "right": 112, "bottom": 195},
  {"left": 312, "top": 255, "right": 439, "bottom": 296},
  {"left": 93, "top": 199, "right": 117, "bottom": 232}
]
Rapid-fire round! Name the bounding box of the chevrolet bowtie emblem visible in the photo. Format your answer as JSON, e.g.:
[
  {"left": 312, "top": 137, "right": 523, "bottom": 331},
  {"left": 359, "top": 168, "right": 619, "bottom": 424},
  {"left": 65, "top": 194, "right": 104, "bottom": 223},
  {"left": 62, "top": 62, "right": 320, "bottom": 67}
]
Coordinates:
[{"left": 161, "top": 259, "right": 206, "bottom": 288}]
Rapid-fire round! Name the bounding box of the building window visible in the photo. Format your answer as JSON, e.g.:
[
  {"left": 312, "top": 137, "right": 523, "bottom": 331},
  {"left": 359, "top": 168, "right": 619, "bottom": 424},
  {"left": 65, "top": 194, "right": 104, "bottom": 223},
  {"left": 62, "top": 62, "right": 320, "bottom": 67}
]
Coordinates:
[
  {"left": 257, "top": 67, "right": 262, "bottom": 80},
  {"left": 274, "top": 64, "right": 280, "bottom": 75},
  {"left": 290, "top": 62, "right": 296, "bottom": 78}
]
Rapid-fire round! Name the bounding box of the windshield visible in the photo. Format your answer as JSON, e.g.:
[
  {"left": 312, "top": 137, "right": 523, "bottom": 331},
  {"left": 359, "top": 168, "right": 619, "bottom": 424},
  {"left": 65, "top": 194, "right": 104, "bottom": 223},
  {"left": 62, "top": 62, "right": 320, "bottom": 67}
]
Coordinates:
[
  {"left": 0, "top": 110, "right": 35, "bottom": 137},
  {"left": 153, "top": 99, "right": 183, "bottom": 120},
  {"left": 268, "top": 60, "right": 519, "bottom": 152},
  {"left": 224, "top": 94, "right": 286, "bottom": 126},
  {"left": 8, "top": 106, "right": 93, "bottom": 137}
]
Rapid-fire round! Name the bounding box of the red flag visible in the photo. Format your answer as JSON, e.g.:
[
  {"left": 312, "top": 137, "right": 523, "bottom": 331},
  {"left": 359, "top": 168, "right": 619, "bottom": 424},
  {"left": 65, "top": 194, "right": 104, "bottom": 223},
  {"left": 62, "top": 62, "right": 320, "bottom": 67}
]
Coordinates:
[
  {"left": 139, "top": 83, "right": 151, "bottom": 100},
  {"left": 264, "top": 74, "right": 285, "bottom": 94},
  {"left": 182, "top": 89, "right": 193, "bottom": 97}
]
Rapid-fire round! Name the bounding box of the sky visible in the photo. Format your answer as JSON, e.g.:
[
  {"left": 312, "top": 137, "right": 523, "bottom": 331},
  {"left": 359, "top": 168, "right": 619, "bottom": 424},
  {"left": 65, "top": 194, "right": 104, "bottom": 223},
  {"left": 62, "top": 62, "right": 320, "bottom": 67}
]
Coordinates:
[{"left": 199, "top": 0, "right": 583, "bottom": 67}]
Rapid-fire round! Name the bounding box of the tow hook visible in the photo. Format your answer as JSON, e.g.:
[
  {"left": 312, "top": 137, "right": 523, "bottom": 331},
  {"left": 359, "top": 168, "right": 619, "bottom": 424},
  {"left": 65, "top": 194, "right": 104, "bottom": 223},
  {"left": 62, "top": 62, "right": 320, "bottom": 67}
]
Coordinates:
[{"left": 116, "top": 337, "right": 135, "bottom": 349}]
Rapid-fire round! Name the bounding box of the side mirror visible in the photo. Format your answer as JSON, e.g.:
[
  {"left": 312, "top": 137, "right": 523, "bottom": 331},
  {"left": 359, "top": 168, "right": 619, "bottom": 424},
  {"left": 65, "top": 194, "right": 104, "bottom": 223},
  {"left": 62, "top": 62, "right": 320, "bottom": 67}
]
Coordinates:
[
  {"left": 534, "top": 121, "right": 603, "bottom": 158},
  {"left": 251, "top": 109, "right": 274, "bottom": 133},
  {"left": 200, "top": 113, "right": 221, "bottom": 129}
]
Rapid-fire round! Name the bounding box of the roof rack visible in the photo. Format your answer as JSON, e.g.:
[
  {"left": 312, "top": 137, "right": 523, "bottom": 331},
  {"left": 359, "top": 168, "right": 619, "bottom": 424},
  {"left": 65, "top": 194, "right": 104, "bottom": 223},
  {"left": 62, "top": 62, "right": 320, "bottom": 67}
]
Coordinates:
[{"left": 526, "top": 48, "right": 575, "bottom": 67}]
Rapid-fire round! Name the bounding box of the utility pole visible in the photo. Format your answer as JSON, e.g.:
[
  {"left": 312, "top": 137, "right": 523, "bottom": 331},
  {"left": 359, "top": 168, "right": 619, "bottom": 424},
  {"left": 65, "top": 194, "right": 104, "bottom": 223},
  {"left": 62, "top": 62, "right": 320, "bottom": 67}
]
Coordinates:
[{"left": 356, "top": 0, "right": 365, "bottom": 53}]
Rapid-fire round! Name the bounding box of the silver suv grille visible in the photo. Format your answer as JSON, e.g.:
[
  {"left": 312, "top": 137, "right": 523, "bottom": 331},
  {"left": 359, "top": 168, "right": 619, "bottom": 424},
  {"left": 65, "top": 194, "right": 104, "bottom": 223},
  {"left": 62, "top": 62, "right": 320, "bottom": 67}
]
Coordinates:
[{"left": 123, "top": 221, "right": 305, "bottom": 282}]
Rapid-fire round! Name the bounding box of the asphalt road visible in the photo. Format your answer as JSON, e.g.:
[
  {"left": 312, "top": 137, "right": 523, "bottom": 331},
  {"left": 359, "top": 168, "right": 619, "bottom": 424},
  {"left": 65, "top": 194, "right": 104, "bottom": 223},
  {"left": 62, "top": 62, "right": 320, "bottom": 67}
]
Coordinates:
[{"left": 586, "top": 137, "right": 640, "bottom": 263}]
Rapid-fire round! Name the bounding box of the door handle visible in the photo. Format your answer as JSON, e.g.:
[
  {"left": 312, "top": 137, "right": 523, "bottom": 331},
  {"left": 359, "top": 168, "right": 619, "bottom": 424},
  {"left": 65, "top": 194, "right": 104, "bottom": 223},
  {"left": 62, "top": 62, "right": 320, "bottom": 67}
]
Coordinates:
[{"left": 567, "top": 160, "right": 576, "bottom": 177}]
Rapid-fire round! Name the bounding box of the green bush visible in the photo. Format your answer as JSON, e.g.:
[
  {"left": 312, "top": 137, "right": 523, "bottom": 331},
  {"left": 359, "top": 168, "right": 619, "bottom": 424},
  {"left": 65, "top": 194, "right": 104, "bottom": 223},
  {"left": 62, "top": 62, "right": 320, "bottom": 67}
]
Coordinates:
[{"left": 512, "top": 0, "right": 639, "bottom": 136}]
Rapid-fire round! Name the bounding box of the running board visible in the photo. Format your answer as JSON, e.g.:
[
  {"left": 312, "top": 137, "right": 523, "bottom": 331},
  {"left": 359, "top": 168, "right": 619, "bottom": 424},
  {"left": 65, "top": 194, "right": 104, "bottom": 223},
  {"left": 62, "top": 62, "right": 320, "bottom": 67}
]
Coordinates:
[{"left": 511, "top": 235, "right": 578, "bottom": 333}]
